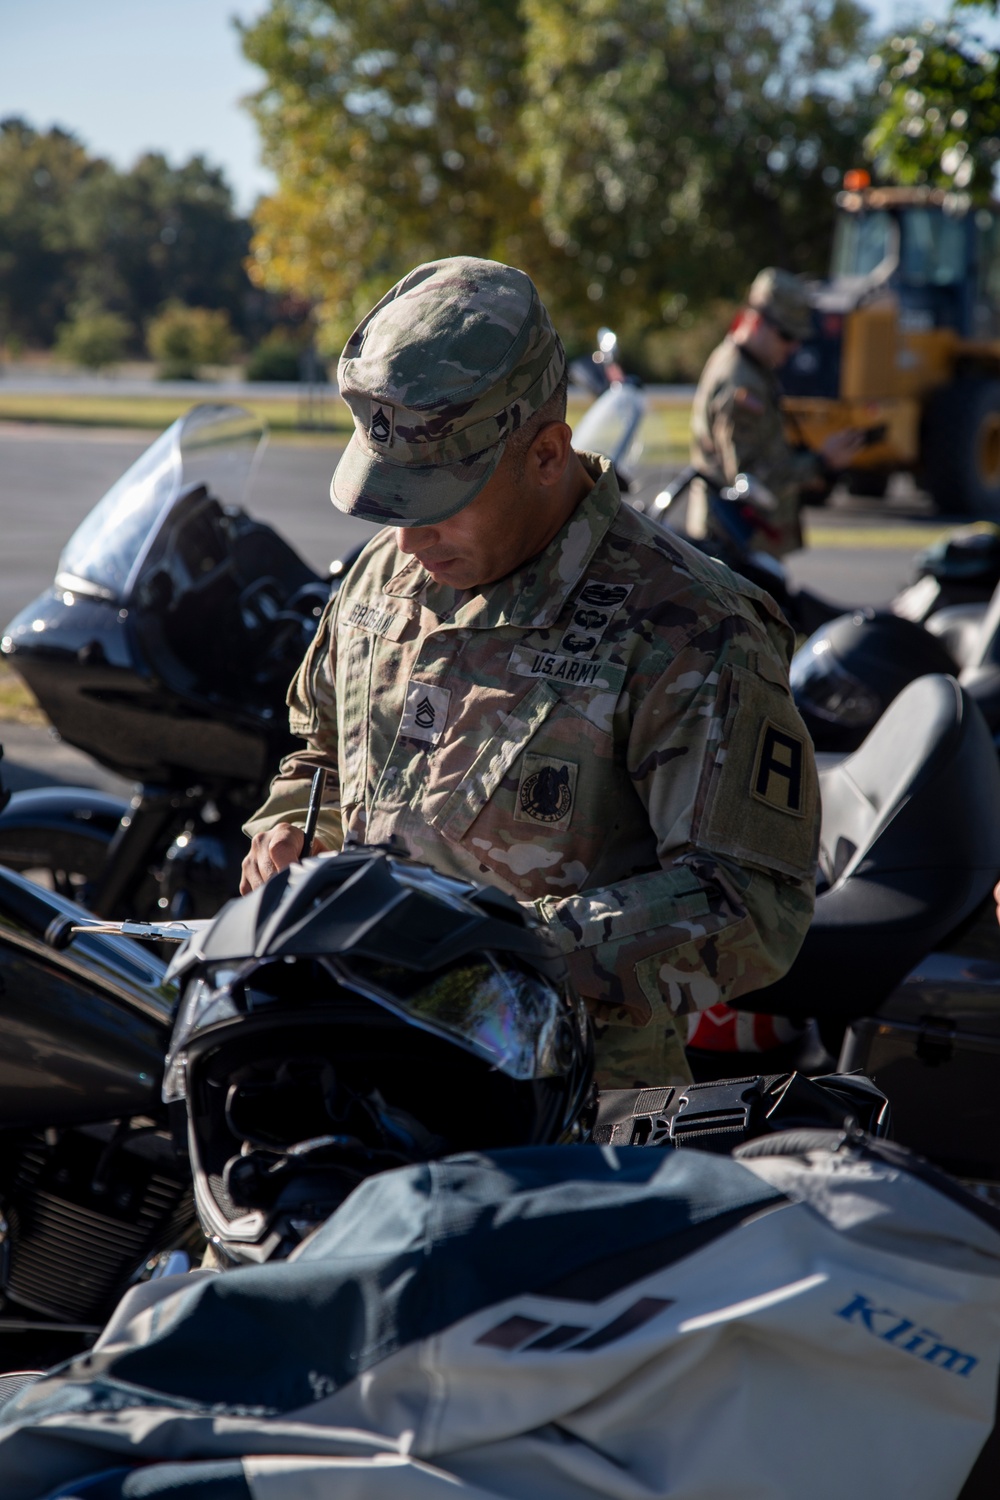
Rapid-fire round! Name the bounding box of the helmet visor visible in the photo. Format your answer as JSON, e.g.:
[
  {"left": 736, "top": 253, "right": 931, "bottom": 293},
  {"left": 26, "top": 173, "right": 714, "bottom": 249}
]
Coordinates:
[
  {"left": 163, "top": 953, "right": 579, "bottom": 1104},
  {"left": 790, "top": 639, "right": 881, "bottom": 728},
  {"left": 338, "top": 954, "right": 578, "bottom": 1081}
]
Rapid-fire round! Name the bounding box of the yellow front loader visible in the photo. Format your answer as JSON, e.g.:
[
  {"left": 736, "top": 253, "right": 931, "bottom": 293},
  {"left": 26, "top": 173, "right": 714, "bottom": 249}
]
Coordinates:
[{"left": 782, "top": 177, "right": 1000, "bottom": 514}]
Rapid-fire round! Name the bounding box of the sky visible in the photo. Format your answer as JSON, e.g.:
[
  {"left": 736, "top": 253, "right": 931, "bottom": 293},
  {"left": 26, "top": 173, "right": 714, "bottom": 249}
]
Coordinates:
[
  {"left": 0, "top": 0, "right": 996, "bottom": 215},
  {"left": 0, "top": 0, "right": 274, "bottom": 212}
]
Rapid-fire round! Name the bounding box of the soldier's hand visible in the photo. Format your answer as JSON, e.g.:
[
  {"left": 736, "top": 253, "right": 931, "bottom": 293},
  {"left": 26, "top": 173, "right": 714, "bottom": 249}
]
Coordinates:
[
  {"left": 241, "top": 822, "right": 329, "bottom": 894},
  {"left": 994, "top": 877, "right": 1000, "bottom": 928},
  {"left": 819, "top": 428, "right": 866, "bottom": 472}
]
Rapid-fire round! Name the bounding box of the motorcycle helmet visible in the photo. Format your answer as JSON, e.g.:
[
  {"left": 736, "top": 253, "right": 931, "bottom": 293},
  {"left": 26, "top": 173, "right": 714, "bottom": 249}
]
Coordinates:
[
  {"left": 790, "top": 609, "right": 958, "bottom": 752},
  {"left": 163, "top": 846, "right": 594, "bottom": 1264},
  {"left": 916, "top": 521, "right": 1000, "bottom": 590}
]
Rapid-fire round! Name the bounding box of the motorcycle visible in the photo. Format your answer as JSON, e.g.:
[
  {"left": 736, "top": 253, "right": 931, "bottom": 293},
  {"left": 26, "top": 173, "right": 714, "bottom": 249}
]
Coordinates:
[
  {"left": 0, "top": 405, "right": 340, "bottom": 921},
  {"left": 730, "top": 670, "right": 1000, "bottom": 1200},
  {"left": 0, "top": 855, "right": 194, "bottom": 1373},
  {"left": 570, "top": 327, "right": 649, "bottom": 498}
]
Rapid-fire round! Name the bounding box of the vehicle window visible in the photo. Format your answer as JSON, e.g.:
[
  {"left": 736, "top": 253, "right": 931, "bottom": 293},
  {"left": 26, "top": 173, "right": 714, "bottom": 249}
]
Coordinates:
[
  {"left": 831, "top": 211, "right": 893, "bottom": 278},
  {"left": 976, "top": 211, "right": 1000, "bottom": 336},
  {"left": 900, "top": 209, "right": 966, "bottom": 287}
]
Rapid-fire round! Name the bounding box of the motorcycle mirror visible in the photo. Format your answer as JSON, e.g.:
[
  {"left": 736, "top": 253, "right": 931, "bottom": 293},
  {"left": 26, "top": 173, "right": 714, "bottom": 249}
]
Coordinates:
[
  {"left": 652, "top": 465, "right": 702, "bottom": 514},
  {"left": 721, "top": 472, "right": 779, "bottom": 512}
]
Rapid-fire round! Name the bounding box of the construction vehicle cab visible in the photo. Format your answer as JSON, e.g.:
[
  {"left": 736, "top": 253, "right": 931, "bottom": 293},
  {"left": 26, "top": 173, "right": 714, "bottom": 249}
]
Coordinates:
[{"left": 782, "top": 178, "right": 1000, "bottom": 514}]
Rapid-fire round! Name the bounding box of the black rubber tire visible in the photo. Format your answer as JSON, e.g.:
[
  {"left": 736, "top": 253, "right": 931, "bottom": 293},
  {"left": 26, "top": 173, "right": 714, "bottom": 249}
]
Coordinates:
[
  {"left": 923, "top": 378, "right": 1000, "bottom": 516},
  {"left": 844, "top": 470, "right": 889, "bottom": 499}
]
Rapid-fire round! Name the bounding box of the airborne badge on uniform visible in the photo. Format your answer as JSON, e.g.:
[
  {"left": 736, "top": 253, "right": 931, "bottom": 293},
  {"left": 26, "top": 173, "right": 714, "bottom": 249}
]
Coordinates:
[{"left": 751, "top": 719, "right": 805, "bottom": 816}]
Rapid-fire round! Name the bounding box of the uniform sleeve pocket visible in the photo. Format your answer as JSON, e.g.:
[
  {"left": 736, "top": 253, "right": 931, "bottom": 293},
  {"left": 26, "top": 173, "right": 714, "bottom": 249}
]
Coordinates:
[
  {"left": 693, "top": 663, "right": 819, "bottom": 881},
  {"left": 429, "top": 680, "right": 560, "bottom": 843}
]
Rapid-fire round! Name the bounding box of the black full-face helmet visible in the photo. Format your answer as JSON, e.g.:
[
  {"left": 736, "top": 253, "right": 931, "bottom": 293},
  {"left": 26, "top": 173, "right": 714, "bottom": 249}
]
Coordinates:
[
  {"left": 790, "top": 609, "right": 958, "bottom": 752},
  {"left": 163, "top": 847, "right": 594, "bottom": 1264}
]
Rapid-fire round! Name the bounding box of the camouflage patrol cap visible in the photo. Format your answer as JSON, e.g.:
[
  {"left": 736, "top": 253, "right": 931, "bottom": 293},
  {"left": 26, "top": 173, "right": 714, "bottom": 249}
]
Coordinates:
[
  {"left": 332, "top": 256, "right": 566, "bottom": 526},
  {"left": 747, "top": 267, "right": 813, "bottom": 342}
]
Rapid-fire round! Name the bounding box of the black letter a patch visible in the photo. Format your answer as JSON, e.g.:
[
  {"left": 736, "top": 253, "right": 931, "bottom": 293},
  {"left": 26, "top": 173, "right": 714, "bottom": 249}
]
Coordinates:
[{"left": 751, "top": 720, "right": 805, "bottom": 817}]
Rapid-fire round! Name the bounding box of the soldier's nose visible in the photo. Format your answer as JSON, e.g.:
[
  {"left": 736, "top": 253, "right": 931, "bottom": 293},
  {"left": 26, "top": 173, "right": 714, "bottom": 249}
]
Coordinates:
[{"left": 396, "top": 525, "right": 437, "bottom": 555}]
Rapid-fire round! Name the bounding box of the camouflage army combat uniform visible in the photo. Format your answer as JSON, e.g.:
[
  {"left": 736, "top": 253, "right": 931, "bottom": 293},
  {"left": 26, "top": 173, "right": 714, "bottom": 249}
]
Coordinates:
[
  {"left": 688, "top": 338, "right": 824, "bottom": 557},
  {"left": 246, "top": 453, "right": 820, "bottom": 1090}
]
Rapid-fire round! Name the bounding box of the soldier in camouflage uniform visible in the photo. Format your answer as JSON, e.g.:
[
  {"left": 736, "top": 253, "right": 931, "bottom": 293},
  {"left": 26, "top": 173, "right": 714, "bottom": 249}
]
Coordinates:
[
  {"left": 242, "top": 256, "right": 821, "bottom": 1089},
  {"left": 689, "top": 267, "right": 863, "bottom": 557}
]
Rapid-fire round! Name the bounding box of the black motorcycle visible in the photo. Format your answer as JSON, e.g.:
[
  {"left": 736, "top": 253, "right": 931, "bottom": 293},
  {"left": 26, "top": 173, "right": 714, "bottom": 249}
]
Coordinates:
[
  {"left": 731, "top": 670, "right": 1000, "bottom": 1197},
  {"left": 0, "top": 860, "right": 193, "bottom": 1372},
  {"left": 0, "top": 405, "right": 340, "bottom": 920}
]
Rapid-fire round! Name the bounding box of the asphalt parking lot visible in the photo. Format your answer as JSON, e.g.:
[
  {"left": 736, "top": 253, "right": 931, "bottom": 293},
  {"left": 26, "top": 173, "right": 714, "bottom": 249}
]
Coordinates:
[{"left": 0, "top": 420, "right": 954, "bottom": 794}]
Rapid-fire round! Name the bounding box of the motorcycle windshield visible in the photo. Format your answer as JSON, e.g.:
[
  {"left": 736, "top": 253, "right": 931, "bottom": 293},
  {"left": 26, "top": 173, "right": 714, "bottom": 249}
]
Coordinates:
[
  {"left": 56, "top": 405, "right": 265, "bottom": 602},
  {"left": 572, "top": 383, "right": 646, "bottom": 470}
]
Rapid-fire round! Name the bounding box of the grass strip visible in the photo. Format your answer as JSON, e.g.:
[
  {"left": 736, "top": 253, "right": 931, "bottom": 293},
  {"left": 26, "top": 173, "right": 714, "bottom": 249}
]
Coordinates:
[
  {"left": 0, "top": 391, "right": 692, "bottom": 455},
  {"left": 0, "top": 662, "right": 47, "bottom": 726}
]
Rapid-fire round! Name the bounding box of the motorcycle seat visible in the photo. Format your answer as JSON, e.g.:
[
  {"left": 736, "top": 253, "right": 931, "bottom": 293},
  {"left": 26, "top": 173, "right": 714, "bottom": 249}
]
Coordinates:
[
  {"left": 738, "top": 673, "right": 1000, "bottom": 1025},
  {"left": 924, "top": 602, "right": 986, "bottom": 671}
]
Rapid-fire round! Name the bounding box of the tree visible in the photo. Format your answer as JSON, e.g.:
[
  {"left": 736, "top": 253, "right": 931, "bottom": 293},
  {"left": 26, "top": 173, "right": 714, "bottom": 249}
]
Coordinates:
[
  {"left": 241, "top": 0, "right": 551, "bottom": 350},
  {"left": 866, "top": 21, "right": 1000, "bottom": 197},
  {"left": 241, "top": 0, "right": 873, "bottom": 363},
  {"left": 147, "top": 302, "right": 240, "bottom": 378},
  {"left": 69, "top": 153, "right": 253, "bottom": 335},
  {"left": 0, "top": 119, "right": 97, "bottom": 347},
  {"left": 54, "top": 302, "right": 131, "bottom": 370},
  {"left": 0, "top": 119, "right": 256, "bottom": 351},
  {"left": 519, "top": 0, "right": 873, "bottom": 343}
]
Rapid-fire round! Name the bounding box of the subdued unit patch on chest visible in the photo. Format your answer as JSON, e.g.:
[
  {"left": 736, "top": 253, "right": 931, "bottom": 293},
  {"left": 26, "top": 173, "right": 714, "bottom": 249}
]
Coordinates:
[
  {"left": 751, "top": 718, "right": 806, "bottom": 816},
  {"left": 514, "top": 753, "right": 578, "bottom": 830}
]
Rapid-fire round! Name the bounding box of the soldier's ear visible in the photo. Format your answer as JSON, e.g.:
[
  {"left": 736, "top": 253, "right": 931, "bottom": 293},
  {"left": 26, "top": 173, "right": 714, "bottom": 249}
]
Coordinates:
[{"left": 528, "top": 420, "right": 572, "bottom": 487}]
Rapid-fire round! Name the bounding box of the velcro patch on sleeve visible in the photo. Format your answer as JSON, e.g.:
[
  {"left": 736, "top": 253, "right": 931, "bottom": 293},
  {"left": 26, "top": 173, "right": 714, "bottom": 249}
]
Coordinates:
[{"left": 693, "top": 664, "right": 819, "bottom": 881}]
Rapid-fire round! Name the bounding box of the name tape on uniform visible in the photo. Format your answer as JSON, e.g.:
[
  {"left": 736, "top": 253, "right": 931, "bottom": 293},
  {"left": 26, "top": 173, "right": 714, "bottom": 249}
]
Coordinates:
[
  {"left": 342, "top": 600, "right": 408, "bottom": 641},
  {"left": 508, "top": 647, "right": 626, "bottom": 694},
  {"left": 399, "top": 680, "right": 451, "bottom": 745}
]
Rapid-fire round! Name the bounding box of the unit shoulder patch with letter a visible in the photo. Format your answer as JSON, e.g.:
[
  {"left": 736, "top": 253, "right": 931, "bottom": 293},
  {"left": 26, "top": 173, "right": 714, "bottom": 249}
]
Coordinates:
[{"left": 751, "top": 718, "right": 806, "bottom": 817}]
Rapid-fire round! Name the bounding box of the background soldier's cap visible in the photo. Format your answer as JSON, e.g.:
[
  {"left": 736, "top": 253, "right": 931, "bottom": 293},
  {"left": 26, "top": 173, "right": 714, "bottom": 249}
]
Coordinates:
[
  {"left": 746, "top": 267, "right": 813, "bottom": 342},
  {"left": 331, "top": 256, "right": 566, "bottom": 526}
]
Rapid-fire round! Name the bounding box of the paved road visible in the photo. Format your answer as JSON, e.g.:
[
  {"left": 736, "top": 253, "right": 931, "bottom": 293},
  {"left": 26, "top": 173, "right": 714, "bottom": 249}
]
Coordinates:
[{"left": 0, "top": 421, "right": 956, "bottom": 791}]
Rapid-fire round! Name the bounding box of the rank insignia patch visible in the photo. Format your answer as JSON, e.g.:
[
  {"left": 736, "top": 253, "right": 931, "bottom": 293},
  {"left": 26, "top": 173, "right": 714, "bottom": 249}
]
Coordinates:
[
  {"left": 751, "top": 719, "right": 805, "bottom": 816},
  {"left": 369, "top": 401, "right": 394, "bottom": 445},
  {"left": 399, "top": 680, "right": 451, "bottom": 745},
  {"left": 514, "top": 754, "right": 578, "bottom": 829}
]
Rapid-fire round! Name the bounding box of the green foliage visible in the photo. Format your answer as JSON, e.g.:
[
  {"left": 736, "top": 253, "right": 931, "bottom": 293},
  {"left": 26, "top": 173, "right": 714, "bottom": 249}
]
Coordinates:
[
  {"left": 146, "top": 302, "right": 239, "bottom": 379},
  {"left": 0, "top": 119, "right": 97, "bottom": 346},
  {"left": 866, "top": 23, "right": 1000, "bottom": 197},
  {"left": 0, "top": 118, "right": 254, "bottom": 350},
  {"left": 69, "top": 152, "right": 253, "bottom": 333},
  {"left": 245, "top": 330, "right": 310, "bottom": 380},
  {"left": 240, "top": 0, "right": 873, "bottom": 356},
  {"left": 54, "top": 303, "right": 131, "bottom": 370}
]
